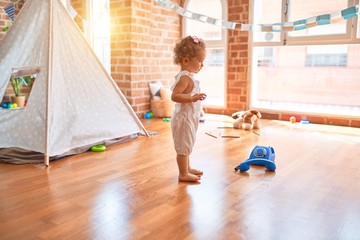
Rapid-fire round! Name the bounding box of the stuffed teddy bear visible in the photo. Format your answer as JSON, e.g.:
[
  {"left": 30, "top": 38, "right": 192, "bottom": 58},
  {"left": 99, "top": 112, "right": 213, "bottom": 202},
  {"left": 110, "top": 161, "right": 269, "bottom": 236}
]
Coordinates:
[{"left": 232, "top": 109, "right": 262, "bottom": 130}]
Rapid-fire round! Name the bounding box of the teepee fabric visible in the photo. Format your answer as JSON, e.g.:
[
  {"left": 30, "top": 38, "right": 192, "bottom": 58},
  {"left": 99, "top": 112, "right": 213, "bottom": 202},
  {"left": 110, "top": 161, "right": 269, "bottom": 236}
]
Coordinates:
[{"left": 0, "top": 0, "right": 147, "bottom": 164}]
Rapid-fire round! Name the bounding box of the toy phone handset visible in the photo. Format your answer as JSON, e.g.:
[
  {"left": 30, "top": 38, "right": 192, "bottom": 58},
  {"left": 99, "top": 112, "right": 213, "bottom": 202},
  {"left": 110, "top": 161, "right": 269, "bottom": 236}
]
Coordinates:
[{"left": 235, "top": 145, "right": 276, "bottom": 172}]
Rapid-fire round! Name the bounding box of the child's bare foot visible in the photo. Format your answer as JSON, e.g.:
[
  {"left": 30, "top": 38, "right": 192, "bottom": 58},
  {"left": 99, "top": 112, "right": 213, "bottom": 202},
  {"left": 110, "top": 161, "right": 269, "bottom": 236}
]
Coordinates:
[
  {"left": 189, "top": 168, "right": 203, "bottom": 176},
  {"left": 179, "top": 173, "right": 201, "bottom": 182}
]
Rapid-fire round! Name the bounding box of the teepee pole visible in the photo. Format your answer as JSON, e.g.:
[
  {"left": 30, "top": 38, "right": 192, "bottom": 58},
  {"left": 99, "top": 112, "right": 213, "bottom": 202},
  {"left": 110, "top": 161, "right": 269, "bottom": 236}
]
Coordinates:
[{"left": 44, "top": 0, "right": 54, "bottom": 166}]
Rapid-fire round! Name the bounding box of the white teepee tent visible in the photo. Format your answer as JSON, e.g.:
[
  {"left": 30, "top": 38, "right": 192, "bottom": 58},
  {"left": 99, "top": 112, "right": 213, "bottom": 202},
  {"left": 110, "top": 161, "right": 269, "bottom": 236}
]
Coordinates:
[{"left": 0, "top": 0, "right": 148, "bottom": 165}]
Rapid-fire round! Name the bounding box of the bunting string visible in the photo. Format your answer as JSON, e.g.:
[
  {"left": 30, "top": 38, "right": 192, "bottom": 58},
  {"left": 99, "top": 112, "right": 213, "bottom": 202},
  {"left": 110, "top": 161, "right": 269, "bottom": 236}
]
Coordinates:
[
  {"left": 2, "top": 0, "right": 359, "bottom": 33},
  {"left": 154, "top": 0, "right": 360, "bottom": 32}
]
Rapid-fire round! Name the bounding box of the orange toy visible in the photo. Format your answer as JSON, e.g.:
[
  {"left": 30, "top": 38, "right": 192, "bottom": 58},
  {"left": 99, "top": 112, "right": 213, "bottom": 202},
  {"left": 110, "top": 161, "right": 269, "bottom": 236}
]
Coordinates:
[{"left": 289, "top": 116, "right": 296, "bottom": 123}]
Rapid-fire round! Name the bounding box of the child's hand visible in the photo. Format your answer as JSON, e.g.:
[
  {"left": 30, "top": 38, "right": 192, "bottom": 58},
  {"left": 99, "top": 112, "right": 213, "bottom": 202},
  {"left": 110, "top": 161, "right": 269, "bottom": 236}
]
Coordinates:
[
  {"left": 192, "top": 93, "right": 207, "bottom": 102},
  {"left": 199, "top": 93, "right": 207, "bottom": 101}
]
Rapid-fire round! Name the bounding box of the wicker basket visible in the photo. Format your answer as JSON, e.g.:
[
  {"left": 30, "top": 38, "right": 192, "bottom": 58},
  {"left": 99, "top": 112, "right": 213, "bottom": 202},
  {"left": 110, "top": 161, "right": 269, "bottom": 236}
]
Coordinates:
[{"left": 151, "top": 99, "right": 175, "bottom": 118}]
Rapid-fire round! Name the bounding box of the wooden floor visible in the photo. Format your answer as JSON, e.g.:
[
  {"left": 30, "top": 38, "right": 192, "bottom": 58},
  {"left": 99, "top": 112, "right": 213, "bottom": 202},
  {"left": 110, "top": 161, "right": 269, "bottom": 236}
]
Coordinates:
[{"left": 1, "top": 114, "right": 360, "bottom": 240}]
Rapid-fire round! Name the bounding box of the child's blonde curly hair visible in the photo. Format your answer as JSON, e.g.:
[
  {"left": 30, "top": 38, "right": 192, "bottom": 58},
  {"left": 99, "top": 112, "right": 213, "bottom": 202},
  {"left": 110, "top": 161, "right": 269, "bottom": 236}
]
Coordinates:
[{"left": 173, "top": 36, "right": 206, "bottom": 65}]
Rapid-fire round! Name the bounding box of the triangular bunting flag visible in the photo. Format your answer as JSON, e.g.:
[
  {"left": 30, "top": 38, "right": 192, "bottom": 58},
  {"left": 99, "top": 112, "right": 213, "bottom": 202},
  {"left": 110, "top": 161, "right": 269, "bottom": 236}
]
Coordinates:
[{"left": 4, "top": 3, "right": 15, "bottom": 21}]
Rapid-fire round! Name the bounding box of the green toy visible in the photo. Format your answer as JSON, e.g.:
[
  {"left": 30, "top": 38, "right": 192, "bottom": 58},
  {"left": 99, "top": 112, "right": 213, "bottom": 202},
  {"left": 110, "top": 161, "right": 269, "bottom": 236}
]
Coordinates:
[{"left": 90, "top": 144, "right": 106, "bottom": 152}]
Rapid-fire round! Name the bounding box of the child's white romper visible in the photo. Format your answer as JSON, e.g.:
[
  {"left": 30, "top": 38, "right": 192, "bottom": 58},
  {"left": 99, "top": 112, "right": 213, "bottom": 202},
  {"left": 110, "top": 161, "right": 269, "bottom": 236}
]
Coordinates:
[{"left": 171, "top": 70, "right": 202, "bottom": 155}]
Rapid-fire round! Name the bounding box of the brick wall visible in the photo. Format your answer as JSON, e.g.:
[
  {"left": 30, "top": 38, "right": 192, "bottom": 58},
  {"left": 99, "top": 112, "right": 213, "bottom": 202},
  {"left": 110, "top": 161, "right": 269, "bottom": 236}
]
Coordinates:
[
  {"left": 70, "top": 0, "right": 86, "bottom": 17},
  {"left": 110, "top": 0, "right": 180, "bottom": 117},
  {"left": 263, "top": 112, "right": 360, "bottom": 128},
  {"left": 70, "top": 0, "right": 86, "bottom": 31}
]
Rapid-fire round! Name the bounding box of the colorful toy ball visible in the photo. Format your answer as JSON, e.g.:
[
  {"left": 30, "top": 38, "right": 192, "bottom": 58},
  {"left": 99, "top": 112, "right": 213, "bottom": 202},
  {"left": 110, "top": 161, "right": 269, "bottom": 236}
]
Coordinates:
[
  {"left": 300, "top": 120, "right": 310, "bottom": 124},
  {"left": 149, "top": 112, "right": 154, "bottom": 118},
  {"left": 145, "top": 112, "right": 151, "bottom": 119},
  {"left": 7, "top": 103, "right": 13, "bottom": 109},
  {"left": 12, "top": 103, "right": 18, "bottom": 108},
  {"left": 1, "top": 103, "right": 7, "bottom": 108},
  {"left": 289, "top": 116, "right": 296, "bottom": 123}
]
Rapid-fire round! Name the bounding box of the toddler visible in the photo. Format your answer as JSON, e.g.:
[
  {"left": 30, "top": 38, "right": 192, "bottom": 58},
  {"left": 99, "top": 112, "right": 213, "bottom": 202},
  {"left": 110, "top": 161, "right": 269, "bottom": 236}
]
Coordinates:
[{"left": 171, "top": 36, "right": 207, "bottom": 182}]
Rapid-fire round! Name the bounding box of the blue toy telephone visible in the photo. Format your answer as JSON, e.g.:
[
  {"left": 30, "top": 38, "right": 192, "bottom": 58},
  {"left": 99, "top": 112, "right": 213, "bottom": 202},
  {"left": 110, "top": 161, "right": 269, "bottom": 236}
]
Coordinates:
[{"left": 235, "top": 145, "right": 276, "bottom": 172}]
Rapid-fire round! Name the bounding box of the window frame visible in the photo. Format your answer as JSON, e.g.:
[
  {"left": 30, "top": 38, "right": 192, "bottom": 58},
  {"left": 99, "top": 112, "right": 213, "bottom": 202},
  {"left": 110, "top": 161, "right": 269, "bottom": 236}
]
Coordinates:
[
  {"left": 250, "top": 0, "right": 360, "bottom": 47},
  {"left": 249, "top": 0, "right": 360, "bottom": 117},
  {"left": 83, "top": 0, "right": 111, "bottom": 73},
  {"left": 182, "top": 0, "right": 228, "bottom": 108}
]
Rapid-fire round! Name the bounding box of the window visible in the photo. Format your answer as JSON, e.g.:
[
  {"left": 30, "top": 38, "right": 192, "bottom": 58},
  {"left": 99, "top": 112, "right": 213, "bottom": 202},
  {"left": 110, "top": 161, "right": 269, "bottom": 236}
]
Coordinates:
[
  {"left": 89, "top": 0, "right": 111, "bottom": 73},
  {"left": 250, "top": 0, "right": 360, "bottom": 117},
  {"left": 65, "top": 1, "right": 110, "bottom": 72},
  {"left": 305, "top": 45, "right": 348, "bottom": 67},
  {"left": 183, "top": 0, "right": 227, "bottom": 107},
  {"left": 287, "top": 1, "right": 348, "bottom": 38},
  {"left": 252, "top": 0, "right": 283, "bottom": 43}
]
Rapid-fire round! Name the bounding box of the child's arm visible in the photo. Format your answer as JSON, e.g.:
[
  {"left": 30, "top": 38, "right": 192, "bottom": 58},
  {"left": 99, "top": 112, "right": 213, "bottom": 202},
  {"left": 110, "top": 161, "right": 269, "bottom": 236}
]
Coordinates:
[{"left": 171, "top": 76, "right": 206, "bottom": 103}]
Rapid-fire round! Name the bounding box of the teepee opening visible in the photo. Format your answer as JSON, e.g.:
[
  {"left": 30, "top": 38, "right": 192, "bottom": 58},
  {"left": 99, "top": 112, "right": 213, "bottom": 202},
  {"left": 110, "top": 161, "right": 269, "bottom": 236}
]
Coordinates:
[{"left": 1, "top": 66, "right": 40, "bottom": 107}]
